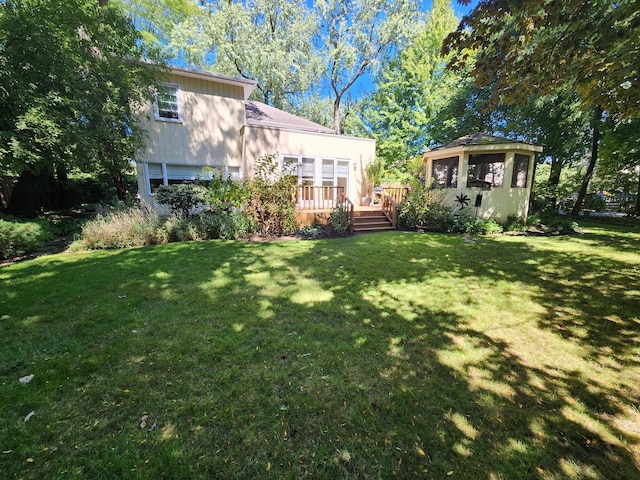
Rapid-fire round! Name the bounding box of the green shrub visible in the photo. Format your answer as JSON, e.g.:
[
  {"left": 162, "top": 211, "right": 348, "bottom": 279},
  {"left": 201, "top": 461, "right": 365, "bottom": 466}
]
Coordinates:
[
  {"left": 0, "top": 218, "right": 47, "bottom": 259},
  {"left": 524, "top": 214, "right": 582, "bottom": 234},
  {"left": 504, "top": 214, "right": 527, "bottom": 232},
  {"left": 78, "top": 206, "right": 257, "bottom": 251},
  {"left": 198, "top": 210, "right": 256, "bottom": 240},
  {"left": 156, "top": 216, "right": 203, "bottom": 243},
  {"left": 458, "top": 217, "right": 504, "bottom": 235},
  {"left": 79, "top": 207, "right": 162, "bottom": 249},
  {"left": 154, "top": 183, "right": 208, "bottom": 217},
  {"left": 297, "top": 224, "right": 326, "bottom": 239},
  {"left": 41, "top": 213, "right": 88, "bottom": 239},
  {"left": 247, "top": 153, "right": 297, "bottom": 236},
  {"left": 479, "top": 218, "right": 503, "bottom": 235},
  {"left": 398, "top": 184, "right": 454, "bottom": 232},
  {"left": 583, "top": 193, "right": 606, "bottom": 212},
  {"left": 205, "top": 170, "right": 249, "bottom": 212},
  {"left": 329, "top": 203, "right": 352, "bottom": 236}
]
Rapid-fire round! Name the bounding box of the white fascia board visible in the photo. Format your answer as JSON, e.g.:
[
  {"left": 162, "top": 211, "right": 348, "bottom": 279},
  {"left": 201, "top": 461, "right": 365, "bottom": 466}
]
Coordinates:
[
  {"left": 463, "top": 142, "right": 544, "bottom": 154},
  {"left": 422, "top": 147, "right": 465, "bottom": 162},
  {"left": 423, "top": 143, "right": 543, "bottom": 162}
]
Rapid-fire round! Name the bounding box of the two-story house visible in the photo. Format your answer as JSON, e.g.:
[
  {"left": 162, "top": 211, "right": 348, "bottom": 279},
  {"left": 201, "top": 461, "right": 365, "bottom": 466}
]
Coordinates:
[{"left": 135, "top": 66, "right": 376, "bottom": 218}]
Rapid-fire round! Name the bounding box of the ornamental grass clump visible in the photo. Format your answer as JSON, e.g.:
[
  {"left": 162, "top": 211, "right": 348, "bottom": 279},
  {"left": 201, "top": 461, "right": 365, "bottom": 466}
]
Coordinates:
[{"left": 79, "top": 206, "right": 162, "bottom": 249}]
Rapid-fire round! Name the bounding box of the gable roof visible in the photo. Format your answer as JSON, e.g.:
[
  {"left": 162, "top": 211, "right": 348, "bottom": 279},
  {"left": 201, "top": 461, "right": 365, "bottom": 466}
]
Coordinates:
[{"left": 245, "top": 101, "right": 335, "bottom": 134}]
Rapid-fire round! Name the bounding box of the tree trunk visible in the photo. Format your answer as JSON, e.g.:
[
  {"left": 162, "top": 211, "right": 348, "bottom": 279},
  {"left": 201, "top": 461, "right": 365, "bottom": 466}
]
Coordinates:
[
  {"left": 55, "top": 161, "right": 72, "bottom": 209},
  {"left": 635, "top": 163, "right": 640, "bottom": 216},
  {"left": 110, "top": 166, "right": 127, "bottom": 201},
  {"left": 6, "top": 171, "right": 52, "bottom": 218},
  {"left": 0, "top": 176, "right": 16, "bottom": 209},
  {"left": 571, "top": 105, "right": 603, "bottom": 216},
  {"left": 333, "top": 94, "right": 342, "bottom": 134},
  {"left": 547, "top": 156, "right": 563, "bottom": 210}
]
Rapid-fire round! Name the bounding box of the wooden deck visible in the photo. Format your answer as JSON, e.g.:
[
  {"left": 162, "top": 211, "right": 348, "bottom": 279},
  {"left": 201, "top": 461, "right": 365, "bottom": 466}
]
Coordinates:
[
  {"left": 293, "top": 186, "right": 408, "bottom": 232},
  {"left": 295, "top": 205, "right": 395, "bottom": 232}
]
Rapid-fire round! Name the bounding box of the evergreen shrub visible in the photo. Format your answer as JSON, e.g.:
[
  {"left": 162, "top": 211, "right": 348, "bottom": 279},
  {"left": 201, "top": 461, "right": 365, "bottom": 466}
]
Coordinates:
[{"left": 0, "top": 218, "right": 47, "bottom": 259}]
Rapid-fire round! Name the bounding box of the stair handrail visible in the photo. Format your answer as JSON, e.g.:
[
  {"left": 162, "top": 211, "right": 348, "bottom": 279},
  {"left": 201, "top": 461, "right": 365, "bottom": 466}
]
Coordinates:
[
  {"left": 338, "top": 191, "right": 355, "bottom": 233},
  {"left": 382, "top": 185, "right": 410, "bottom": 204},
  {"left": 381, "top": 192, "right": 398, "bottom": 229}
]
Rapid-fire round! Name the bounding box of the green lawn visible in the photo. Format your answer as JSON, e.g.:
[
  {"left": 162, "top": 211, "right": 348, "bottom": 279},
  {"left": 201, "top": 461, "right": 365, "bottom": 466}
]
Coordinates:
[{"left": 1, "top": 225, "right": 639, "bottom": 479}]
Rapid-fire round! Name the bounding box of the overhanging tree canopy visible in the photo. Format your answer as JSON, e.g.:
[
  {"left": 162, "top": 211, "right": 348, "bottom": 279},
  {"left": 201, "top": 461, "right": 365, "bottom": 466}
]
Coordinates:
[
  {"left": 0, "top": 0, "right": 160, "bottom": 214},
  {"left": 443, "top": 0, "right": 640, "bottom": 120}
]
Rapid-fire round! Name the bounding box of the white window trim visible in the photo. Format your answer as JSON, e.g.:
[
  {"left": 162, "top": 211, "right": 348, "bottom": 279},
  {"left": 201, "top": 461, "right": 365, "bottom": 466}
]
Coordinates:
[
  {"left": 281, "top": 154, "right": 351, "bottom": 199},
  {"left": 154, "top": 83, "right": 182, "bottom": 123}
]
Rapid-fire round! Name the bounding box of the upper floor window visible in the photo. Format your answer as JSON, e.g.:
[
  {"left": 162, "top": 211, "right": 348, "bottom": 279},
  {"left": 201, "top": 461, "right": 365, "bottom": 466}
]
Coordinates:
[
  {"left": 511, "top": 154, "right": 530, "bottom": 188},
  {"left": 155, "top": 84, "right": 181, "bottom": 122},
  {"left": 432, "top": 156, "right": 458, "bottom": 188},
  {"left": 468, "top": 153, "right": 505, "bottom": 188}
]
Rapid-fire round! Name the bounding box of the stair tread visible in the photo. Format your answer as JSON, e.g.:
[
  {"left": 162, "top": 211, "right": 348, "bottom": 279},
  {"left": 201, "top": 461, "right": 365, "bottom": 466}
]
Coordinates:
[
  {"left": 353, "top": 217, "right": 391, "bottom": 222},
  {"left": 353, "top": 226, "right": 395, "bottom": 231}
]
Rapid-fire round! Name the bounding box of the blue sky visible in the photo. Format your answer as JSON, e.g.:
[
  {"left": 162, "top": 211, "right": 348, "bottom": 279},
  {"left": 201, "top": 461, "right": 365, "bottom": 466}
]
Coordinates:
[{"left": 347, "top": 0, "right": 479, "bottom": 99}]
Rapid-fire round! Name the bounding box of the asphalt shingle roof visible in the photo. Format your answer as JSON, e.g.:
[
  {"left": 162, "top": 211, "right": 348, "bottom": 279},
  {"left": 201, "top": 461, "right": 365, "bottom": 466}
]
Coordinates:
[
  {"left": 245, "top": 101, "right": 334, "bottom": 134},
  {"left": 429, "top": 132, "right": 536, "bottom": 151}
]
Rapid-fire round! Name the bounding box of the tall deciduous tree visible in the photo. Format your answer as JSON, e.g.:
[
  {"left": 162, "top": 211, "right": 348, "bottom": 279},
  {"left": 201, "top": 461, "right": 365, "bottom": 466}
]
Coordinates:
[
  {"left": 442, "top": 0, "right": 639, "bottom": 213},
  {"left": 504, "top": 90, "right": 593, "bottom": 210},
  {"left": 200, "top": 0, "right": 322, "bottom": 110},
  {"left": 315, "top": 0, "right": 419, "bottom": 133},
  {"left": 443, "top": 0, "right": 640, "bottom": 119},
  {"left": 362, "top": 0, "right": 460, "bottom": 164},
  {"left": 0, "top": 0, "right": 159, "bottom": 215},
  {"left": 595, "top": 119, "right": 640, "bottom": 215},
  {"left": 114, "top": 0, "right": 203, "bottom": 62}
]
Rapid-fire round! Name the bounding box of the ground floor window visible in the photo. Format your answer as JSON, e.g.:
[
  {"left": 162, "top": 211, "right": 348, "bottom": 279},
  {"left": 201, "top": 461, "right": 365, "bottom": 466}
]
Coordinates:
[
  {"left": 432, "top": 156, "right": 459, "bottom": 188},
  {"left": 468, "top": 153, "right": 505, "bottom": 188},
  {"left": 144, "top": 163, "right": 241, "bottom": 195},
  {"left": 282, "top": 155, "right": 350, "bottom": 204},
  {"left": 511, "top": 154, "right": 530, "bottom": 188}
]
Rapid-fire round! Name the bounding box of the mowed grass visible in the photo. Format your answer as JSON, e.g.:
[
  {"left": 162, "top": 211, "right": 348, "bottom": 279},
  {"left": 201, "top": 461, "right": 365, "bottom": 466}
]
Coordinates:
[{"left": 1, "top": 224, "right": 639, "bottom": 479}]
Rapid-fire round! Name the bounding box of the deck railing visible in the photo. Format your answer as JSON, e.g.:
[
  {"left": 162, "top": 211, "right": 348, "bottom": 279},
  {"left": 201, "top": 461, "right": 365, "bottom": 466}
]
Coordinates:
[
  {"left": 294, "top": 185, "right": 354, "bottom": 232},
  {"left": 295, "top": 185, "right": 346, "bottom": 210},
  {"left": 339, "top": 192, "right": 355, "bottom": 233},
  {"left": 381, "top": 192, "right": 398, "bottom": 229},
  {"left": 382, "top": 186, "right": 410, "bottom": 204}
]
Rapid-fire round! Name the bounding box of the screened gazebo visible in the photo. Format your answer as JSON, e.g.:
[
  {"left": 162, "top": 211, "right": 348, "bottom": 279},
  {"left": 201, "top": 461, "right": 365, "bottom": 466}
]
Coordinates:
[{"left": 423, "top": 133, "right": 543, "bottom": 221}]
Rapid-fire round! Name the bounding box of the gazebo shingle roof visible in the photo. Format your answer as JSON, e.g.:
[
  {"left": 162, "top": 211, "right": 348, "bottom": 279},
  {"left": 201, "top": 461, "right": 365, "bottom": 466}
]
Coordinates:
[{"left": 428, "top": 132, "right": 537, "bottom": 152}]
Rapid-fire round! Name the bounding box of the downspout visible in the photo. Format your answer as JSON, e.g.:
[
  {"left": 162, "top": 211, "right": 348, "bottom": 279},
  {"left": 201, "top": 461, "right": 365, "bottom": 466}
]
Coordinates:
[{"left": 240, "top": 125, "right": 247, "bottom": 177}]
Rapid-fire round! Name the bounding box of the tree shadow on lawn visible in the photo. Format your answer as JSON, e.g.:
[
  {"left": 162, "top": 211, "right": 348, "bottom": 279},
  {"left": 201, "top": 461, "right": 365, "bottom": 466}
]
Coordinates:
[
  {"left": 1, "top": 232, "right": 639, "bottom": 478},
  {"left": 357, "top": 231, "right": 640, "bottom": 369},
  {"left": 285, "top": 232, "right": 640, "bottom": 477}
]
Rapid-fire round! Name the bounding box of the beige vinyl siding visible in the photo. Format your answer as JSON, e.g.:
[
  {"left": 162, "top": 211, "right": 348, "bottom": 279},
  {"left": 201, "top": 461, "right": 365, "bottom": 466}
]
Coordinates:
[
  {"left": 138, "top": 73, "right": 246, "bottom": 167},
  {"left": 242, "top": 125, "right": 376, "bottom": 203}
]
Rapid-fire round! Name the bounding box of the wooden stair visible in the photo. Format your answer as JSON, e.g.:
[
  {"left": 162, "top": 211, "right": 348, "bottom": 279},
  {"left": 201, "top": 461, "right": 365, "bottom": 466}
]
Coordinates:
[{"left": 352, "top": 208, "right": 395, "bottom": 233}]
